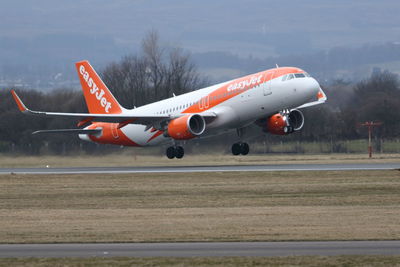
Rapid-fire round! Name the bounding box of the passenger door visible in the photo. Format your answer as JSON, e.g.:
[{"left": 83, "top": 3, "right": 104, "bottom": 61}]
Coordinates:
[{"left": 263, "top": 71, "right": 275, "bottom": 96}]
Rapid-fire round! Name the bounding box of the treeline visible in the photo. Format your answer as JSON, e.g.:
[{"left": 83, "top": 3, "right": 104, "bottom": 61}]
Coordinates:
[{"left": 1, "top": 34, "right": 400, "bottom": 155}]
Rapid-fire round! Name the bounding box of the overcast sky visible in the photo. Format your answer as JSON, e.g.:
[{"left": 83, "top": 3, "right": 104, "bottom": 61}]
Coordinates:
[{"left": 1, "top": 0, "right": 400, "bottom": 59}]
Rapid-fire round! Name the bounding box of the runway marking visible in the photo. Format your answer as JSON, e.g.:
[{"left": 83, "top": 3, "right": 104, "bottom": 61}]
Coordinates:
[
  {"left": 0, "top": 163, "right": 399, "bottom": 175},
  {"left": 1, "top": 241, "right": 400, "bottom": 257}
]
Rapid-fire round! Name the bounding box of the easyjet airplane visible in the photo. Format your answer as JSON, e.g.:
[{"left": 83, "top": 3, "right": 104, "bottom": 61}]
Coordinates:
[{"left": 11, "top": 60, "right": 326, "bottom": 159}]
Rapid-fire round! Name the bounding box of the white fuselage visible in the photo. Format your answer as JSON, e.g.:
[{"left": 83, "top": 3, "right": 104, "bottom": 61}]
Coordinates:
[{"left": 80, "top": 67, "right": 321, "bottom": 146}]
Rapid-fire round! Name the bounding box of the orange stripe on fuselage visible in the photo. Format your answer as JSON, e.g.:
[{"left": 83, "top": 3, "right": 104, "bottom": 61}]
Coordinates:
[{"left": 182, "top": 67, "right": 304, "bottom": 114}]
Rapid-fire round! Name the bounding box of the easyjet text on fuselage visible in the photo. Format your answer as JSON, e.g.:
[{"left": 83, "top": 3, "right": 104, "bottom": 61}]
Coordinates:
[{"left": 227, "top": 74, "right": 263, "bottom": 92}]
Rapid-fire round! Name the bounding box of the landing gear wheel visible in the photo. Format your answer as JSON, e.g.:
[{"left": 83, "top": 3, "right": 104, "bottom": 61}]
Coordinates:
[
  {"left": 284, "top": 126, "right": 294, "bottom": 134},
  {"left": 175, "top": 146, "right": 184, "bottom": 159},
  {"left": 166, "top": 146, "right": 175, "bottom": 159},
  {"left": 231, "top": 142, "right": 250, "bottom": 156},
  {"left": 166, "top": 146, "right": 185, "bottom": 159},
  {"left": 240, "top": 142, "right": 249, "bottom": 155},
  {"left": 232, "top": 143, "right": 241, "bottom": 156}
]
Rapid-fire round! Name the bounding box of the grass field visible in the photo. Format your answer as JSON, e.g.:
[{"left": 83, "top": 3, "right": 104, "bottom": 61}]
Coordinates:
[
  {"left": 0, "top": 152, "right": 399, "bottom": 168},
  {"left": 1, "top": 255, "right": 400, "bottom": 267},
  {"left": 1, "top": 170, "right": 400, "bottom": 243}
]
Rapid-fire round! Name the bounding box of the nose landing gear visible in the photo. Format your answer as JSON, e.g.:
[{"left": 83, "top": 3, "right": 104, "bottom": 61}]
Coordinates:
[
  {"left": 166, "top": 146, "right": 185, "bottom": 159},
  {"left": 231, "top": 142, "right": 249, "bottom": 156}
]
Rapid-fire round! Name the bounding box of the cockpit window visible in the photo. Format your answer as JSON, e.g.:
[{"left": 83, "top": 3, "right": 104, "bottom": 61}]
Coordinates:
[
  {"left": 294, "top": 73, "right": 306, "bottom": 78},
  {"left": 282, "top": 73, "right": 310, "bottom": 81}
]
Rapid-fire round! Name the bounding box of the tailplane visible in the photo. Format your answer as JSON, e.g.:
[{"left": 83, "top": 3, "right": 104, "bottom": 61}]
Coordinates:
[{"left": 75, "top": 60, "right": 125, "bottom": 114}]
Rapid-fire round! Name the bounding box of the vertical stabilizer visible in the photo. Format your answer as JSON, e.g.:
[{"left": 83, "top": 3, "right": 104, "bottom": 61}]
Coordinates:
[{"left": 75, "top": 60, "right": 124, "bottom": 114}]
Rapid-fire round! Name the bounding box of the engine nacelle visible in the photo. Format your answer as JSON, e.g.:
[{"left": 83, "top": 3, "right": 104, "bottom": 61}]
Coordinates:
[
  {"left": 167, "top": 114, "right": 206, "bottom": 140},
  {"left": 266, "top": 109, "right": 304, "bottom": 135}
]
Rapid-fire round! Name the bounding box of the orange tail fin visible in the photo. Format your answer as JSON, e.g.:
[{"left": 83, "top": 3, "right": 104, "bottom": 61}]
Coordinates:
[{"left": 75, "top": 60, "right": 124, "bottom": 114}]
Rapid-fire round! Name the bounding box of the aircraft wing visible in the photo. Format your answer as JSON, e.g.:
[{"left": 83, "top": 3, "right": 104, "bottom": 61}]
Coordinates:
[
  {"left": 11, "top": 90, "right": 216, "bottom": 126},
  {"left": 296, "top": 87, "right": 327, "bottom": 109}
]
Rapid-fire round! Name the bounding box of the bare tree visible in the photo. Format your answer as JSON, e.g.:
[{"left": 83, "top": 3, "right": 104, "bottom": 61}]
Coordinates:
[
  {"left": 102, "top": 30, "right": 207, "bottom": 106},
  {"left": 166, "top": 47, "right": 202, "bottom": 96},
  {"left": 102, "top": 56, "right": 149, "bottom": 108},
  {"left": 141, "top": 30, "right": 166, "bottom": 101}
]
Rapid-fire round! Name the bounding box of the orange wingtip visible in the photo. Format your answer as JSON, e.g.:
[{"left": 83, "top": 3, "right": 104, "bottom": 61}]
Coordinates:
[
  {"left": 11, "top": 90, "right": 27, "bottom": 112},
  {"left": 317, "top": 91, "right": 324, "bottom": 99}
]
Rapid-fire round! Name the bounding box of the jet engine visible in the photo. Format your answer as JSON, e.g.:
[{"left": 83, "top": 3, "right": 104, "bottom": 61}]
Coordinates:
[
  {"left": 265, "top": 109, "right": 304, "bottom": 135},
  {"left": 167, "top": 114, "right": 206, "bottom": 140}
]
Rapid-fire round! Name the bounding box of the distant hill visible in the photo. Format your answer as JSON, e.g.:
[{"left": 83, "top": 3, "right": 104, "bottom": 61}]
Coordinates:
[
  {"left": 193, "top": 42, "right": 400, "bottom": 84},
  {"left": 1, "top": 0, "right": 400, "bottom": 89}
]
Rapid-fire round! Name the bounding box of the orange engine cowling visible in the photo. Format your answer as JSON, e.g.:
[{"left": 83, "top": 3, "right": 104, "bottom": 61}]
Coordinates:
[
  {"left": 266, "top": 109, "right": 304, "bottom": 135},
  {"left": 167, "top": 114, "right": 206, "bottom": 140}
]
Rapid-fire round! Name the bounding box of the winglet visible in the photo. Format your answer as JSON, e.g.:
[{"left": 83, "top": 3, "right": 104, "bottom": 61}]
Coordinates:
[{"left": 11, "top": 90, "right": 28, "bottom": 112}]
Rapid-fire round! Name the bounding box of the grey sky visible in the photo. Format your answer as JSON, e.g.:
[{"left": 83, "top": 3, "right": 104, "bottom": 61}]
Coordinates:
[
  {"left": 1, "top": 0, "right": 400, "bottom": 89},
  {"left": 1, "top": 0, "right": 399, "bottom": 57}
]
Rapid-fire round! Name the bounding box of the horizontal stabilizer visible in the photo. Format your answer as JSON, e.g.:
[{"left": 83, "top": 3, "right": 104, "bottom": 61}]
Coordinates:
[{"left": 32, "top": 129, "right": 102, "bottom": 135}]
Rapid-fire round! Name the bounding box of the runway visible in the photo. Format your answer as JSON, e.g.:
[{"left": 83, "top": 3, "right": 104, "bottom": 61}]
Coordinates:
[
  {"left": 1, "top": 241, "right": 400, "bottom": 258},
  {"left": 0, "top": 163, "right": 399, "bottom": 175}
]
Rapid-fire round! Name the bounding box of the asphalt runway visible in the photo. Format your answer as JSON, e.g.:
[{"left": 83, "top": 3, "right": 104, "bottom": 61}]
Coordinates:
[
  {"left": 0, "top": 163, "right": 399, "bottom": 175},
  {"left": 1, "top": 241, "right": 400, "bottom": 258}
]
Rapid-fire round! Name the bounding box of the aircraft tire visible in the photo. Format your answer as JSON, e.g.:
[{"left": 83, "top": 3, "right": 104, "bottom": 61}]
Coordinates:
[
  {"left": 166, "top": 146, "right": 175, "bottom": 159},
  {"left": 175, "top": 146, "right": 184, "bottom": 159},
  {"left": 232, "top": 143, "right": 241, "bottom": 155},
  {"left": 240, "top": 142, "right": 249, "bottom": 155},
  {"left": 284, "top": 126, "right": 294, "bottom": 134}
]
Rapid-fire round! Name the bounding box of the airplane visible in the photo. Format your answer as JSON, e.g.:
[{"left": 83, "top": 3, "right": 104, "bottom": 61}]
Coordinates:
[{"left": 11, "top": 60, "right": 326, "bottom": 159}]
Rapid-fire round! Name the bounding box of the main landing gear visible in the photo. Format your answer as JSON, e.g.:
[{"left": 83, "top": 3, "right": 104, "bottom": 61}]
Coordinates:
[
  {"left": 231, "top": 142, "right": 249, "bottom": 156},
  {"left": 231, "top": 128, "right": 250, "bottom": 156},
  {"left": 166, "top": 146, "right": 185, "bottom": 159}
]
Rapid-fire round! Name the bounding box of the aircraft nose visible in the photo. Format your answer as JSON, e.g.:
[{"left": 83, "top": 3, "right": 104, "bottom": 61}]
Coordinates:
[
  {"left": 301, "top": 77, "right": 320, "bottom": 98},
  {"left": 308, "top": 77, "right": 320, "bottom": 94}
]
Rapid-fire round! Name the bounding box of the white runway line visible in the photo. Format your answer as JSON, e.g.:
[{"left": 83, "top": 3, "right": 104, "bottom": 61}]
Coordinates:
[
  {"left": 1, "top": 241, "right": 400, "bottom": 258},
  {"left": 0, "top": 163, "right": 399, "bottom": 175}
]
